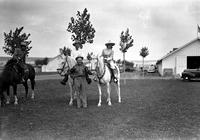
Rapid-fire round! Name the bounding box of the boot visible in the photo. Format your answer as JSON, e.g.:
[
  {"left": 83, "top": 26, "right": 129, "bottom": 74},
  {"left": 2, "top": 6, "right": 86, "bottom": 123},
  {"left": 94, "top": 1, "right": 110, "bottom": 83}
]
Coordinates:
[{"left": 60, "top": 74, "right": 68, "bottom": 85}]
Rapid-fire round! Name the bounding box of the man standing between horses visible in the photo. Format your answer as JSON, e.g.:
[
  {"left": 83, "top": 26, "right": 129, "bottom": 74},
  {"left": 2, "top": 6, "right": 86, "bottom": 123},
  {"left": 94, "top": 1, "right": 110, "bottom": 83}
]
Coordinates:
[
  {"left": 101, "top": 40, "right": 118, "bottom": 83},
  {"left": 60, "top": 53, "right": 92, "bottom": 86},
  {"left": 70, "top": 55, "right": 92, "bottom": 108},
  {"left": 13, "top": 42, "right": 28, "bottom": 83}
]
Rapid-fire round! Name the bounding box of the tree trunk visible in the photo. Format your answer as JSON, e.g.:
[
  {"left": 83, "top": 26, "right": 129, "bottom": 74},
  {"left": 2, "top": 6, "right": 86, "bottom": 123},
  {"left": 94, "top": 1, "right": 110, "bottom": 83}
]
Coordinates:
[
  {"left": 142, "top": 57, "right": 144, "bottom": 77},
  {"left": 123, "top": 52, "right": 125, "bottom": 73}
]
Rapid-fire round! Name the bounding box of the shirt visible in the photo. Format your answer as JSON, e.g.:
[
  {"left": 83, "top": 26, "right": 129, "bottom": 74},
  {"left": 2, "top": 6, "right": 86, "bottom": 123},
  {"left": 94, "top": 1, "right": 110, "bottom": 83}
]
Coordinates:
[
  {"left": 70, "top": 63, "right": 87, "bottom": 77},
  {"left": 101, "top": 49, "right": 114, "bottom": 60}
]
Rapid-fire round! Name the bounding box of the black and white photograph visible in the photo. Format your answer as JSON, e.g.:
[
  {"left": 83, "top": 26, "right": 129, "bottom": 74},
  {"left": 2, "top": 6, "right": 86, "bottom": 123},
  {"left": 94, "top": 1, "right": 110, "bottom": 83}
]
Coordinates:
[{"left": 0, "top": 0, "right": 200, "bottom": 139}]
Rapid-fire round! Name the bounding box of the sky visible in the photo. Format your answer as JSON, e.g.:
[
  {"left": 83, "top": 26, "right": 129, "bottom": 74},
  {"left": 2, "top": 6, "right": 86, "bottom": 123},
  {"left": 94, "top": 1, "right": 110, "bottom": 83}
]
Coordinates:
[{"left": 0, "top": 0, "right": 200, "bottom": 61}]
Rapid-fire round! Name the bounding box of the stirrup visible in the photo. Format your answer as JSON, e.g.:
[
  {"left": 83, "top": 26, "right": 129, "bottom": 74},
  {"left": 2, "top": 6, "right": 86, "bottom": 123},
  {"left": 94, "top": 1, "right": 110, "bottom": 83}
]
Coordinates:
[{"left": 113, "top": 78, "right": 118, "bottom": 83}]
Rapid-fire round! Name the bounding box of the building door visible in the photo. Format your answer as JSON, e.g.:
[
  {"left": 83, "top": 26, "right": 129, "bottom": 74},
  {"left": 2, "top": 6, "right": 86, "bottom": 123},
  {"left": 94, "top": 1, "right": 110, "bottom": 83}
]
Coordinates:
[
  {"left": 176, "top": 56, "right": 187, "bottom": 75},
  {"left": 187, "top": 56, "right": 200, "bottom": 69}
]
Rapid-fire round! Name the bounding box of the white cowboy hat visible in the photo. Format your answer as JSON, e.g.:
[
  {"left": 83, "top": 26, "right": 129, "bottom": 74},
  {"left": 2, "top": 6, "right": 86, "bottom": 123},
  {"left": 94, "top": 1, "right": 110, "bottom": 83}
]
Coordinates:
[{"left": 105, "top": 40, "right": 115, "bottom": 47}]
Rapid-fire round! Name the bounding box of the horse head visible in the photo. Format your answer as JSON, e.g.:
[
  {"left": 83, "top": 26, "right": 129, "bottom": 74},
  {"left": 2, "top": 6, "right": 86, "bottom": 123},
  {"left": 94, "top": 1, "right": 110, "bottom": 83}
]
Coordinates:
[{"left": 57, "top": 54, "right": 76, "bottom": 76}]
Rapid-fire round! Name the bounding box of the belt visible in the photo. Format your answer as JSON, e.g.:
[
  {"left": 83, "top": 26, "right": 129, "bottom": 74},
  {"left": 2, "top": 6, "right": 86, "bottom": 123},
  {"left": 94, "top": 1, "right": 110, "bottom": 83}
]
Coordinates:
[{"left": 74, "top": 75, "right": 85, "bottom": 78}]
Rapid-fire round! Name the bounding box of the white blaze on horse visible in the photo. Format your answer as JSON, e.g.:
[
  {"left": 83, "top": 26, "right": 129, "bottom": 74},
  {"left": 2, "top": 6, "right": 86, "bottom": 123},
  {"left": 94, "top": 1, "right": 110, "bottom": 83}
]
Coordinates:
[
  {"left": 57, "top": 54, "right": 76, "bottom": 105},
  {"left": 92, "top": 55, "right": 121, "bottom": 107}
]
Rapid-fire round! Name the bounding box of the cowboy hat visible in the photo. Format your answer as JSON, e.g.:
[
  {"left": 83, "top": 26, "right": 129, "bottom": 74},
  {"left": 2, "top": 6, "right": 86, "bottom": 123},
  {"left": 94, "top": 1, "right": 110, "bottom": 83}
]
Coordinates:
[
  {"left": 105, "top": 40, "right": 115, "bottom": 47},
  {"left": 75, "top": 55, "right": 84, "bottom": 61}
]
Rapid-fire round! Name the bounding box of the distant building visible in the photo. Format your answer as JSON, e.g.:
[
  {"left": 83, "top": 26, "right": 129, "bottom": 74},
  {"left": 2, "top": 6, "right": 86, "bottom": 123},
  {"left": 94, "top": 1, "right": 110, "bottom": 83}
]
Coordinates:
[
  {"left": 132, "top": 60, "right": 157, "bottom": 71},
  {"left": 42, "top": 55, "right": 61, "bottom": 72},
  {"left": 157, "top": 38, "right": 200, "bottom": 76},
  {"left": 0, "top": 56, "right": 45, "bottom": 72}
]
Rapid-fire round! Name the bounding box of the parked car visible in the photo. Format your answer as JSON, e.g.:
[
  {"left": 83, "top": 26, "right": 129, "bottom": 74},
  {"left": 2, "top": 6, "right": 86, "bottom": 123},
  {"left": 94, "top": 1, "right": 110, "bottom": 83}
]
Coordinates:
[
  {"left": 181, "top": 69, "right": 200, "bottom": 81},
  {"left": 147, "top": 65, "right": 156, "bottom": 73}
]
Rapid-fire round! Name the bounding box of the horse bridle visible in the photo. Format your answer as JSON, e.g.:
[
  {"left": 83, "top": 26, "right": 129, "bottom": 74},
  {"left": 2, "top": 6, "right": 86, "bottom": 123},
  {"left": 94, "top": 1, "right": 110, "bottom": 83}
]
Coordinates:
[{"left": 57, "top": 56, "right": 70, "bottom": 75}]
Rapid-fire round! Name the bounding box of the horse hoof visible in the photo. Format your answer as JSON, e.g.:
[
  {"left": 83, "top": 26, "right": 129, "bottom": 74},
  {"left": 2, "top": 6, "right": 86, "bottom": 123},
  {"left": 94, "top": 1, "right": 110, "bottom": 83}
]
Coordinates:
[
  {"left": 97, "top": 104, "right": 101, "bottom": 107},
  {"left": 6, "top": 101, "right": 10, "bottom": 104},
  {"left": 31, "top": 96, "right": 34, "bottom": 99},
  {"left": 69, "top": 102, "right": 73, "bottom": 106},
  {"left": 108, "top": 102, "right": 112, "bottom": 106},
  {"left": 14, "top": 102, "right": 18, "bottom": 105},
  {"left": 118, "top": 99, "right": 121, "bottom": 103}
]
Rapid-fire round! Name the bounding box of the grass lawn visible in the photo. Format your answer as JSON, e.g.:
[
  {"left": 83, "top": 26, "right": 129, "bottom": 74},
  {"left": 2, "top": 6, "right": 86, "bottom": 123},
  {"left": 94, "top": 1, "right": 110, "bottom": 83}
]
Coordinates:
[{"left": 1, "top": 79, "right": 200, "bottom": 140}]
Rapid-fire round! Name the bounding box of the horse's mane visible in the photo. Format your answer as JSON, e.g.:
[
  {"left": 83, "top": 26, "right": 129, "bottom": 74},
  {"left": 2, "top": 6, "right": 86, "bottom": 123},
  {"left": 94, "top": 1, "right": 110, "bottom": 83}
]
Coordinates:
[
  {"left": 5, "top": 58, "right": 17, "bottom": 67},
  {"left": 1, "top": 58, "right": 19, "bottom": 76}
]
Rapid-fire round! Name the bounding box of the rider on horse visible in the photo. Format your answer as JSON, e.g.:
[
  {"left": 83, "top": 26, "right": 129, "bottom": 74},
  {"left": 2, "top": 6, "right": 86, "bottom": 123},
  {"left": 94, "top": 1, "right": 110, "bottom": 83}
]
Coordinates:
[
  {"left": 101, "top": 40, "right": 118, "bottom": 83},
  {"left": 13, "top": 42, "right": 28, "bottom": 83}
]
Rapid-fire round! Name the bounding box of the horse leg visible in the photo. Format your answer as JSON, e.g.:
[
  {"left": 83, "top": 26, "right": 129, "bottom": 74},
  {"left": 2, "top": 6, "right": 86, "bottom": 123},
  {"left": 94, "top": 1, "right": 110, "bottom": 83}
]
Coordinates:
[
  {"left": 13, "top": 85, "right": 18, "bottom": 105},
  {"left": 0, "top": 94, "right": 5, "bottom": 107},
  {"left": 106, "top": 83, "right": 112, "bottom": 106},
  {"left": 0, "top": 89, "right": 6, "bottom": 107},
  {"left": 97, "top": 83, "right": 102, "bottom": 107},
  {"left": 23, "top": 81, "right": 28, "bottom": 98},
  {"left": 115, "top": 80, "right": 121, "bottom": 103},
  {"left": 6, "top": 86, "right": 10, "bottom": 104},
  {"left": 115, "top": 66, "right": 121, "bottom": 103},
  {"left": 68, "top": 82, "right": 73, "bottom": 106},
  {"left": 31, "top": 79, "right": 35, "bottom": 99}
]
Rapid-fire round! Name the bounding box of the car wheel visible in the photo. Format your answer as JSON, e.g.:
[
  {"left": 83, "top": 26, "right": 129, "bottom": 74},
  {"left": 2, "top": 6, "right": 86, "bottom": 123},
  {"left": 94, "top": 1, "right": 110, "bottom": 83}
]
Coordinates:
[{"left": 183, "top": 76, "right": 190, "bottom": 81}]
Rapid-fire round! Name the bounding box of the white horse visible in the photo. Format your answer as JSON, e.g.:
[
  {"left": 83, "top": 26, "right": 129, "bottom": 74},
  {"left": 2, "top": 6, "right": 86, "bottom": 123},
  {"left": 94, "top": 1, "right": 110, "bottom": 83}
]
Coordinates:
[
  {"left": 92, "top": 55, "right": 121, "bottom": 106},
  {"left": 57, "top": 54, "right": 76, "bottom": 105}
]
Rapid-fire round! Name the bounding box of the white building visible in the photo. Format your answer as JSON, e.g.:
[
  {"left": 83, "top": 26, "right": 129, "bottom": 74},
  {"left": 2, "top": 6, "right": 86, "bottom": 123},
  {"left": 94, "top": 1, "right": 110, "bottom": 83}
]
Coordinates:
[
  {"left": 42, "top": 55, "right": 89, "bottom": 72},
  {"left": 133, "top": 60, "right": 157, "bottom": 71},
  {"left": 42, "top": 55, "right": 62, "bottom": 72},
  {"left": 157, "top": 38, "right": 200, "bottom": 76}
]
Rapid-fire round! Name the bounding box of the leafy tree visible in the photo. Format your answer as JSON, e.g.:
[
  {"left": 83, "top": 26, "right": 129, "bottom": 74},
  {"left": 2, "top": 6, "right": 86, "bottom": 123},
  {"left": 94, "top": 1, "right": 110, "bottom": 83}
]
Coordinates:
[
  {"left": 3, "top": 27, "right": 32, "bottom": 61},
  {"left": 140, "top": 47, "right": 149, "bottom": 76},
  {"left": 67, "top": 8, "right": 95, "bottom": 50},
  {"left": 60, "top": 46, "right": 72, "bottom": 56},
  {"left": 119, "top": 28, "right": 134, "bottom": 72},
  {"left": 87, "top": 52, "right": 93, "bottom": 61}
]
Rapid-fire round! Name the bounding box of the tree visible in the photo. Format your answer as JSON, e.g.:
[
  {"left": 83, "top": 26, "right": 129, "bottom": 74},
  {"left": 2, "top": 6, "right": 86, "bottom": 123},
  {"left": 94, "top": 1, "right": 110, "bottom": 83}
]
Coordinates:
[
  {"left": 3, "top": 27, "right": 32, "bottom": 61},
  {"left": 87, "top": 52, "right": 93, "bottom": 61},
  {"left": 119, "top": 28, "right": 134, "bottom": 72},
  {"left": 140, "top": 47, "right": 149, "bottom": 76},
  {"left": 67, "top": 8, "right": 95, "bottom": 50},
  {"left": 60, "top": 46, "right": 72, "bottom": 56}
]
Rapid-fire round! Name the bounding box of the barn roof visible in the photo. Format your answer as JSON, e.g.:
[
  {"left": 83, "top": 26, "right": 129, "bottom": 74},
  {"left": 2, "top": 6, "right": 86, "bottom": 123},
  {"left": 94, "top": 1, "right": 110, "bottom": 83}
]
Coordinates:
[{"left": 157, "top": 37, "right": 200, "bottom": 64}]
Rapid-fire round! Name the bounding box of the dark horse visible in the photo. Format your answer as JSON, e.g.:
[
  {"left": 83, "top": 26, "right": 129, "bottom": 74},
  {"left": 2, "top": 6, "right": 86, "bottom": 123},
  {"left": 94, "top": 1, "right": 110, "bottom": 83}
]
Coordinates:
[{"left": 0, "top": 58, "right": 35, "bottom": 106}]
